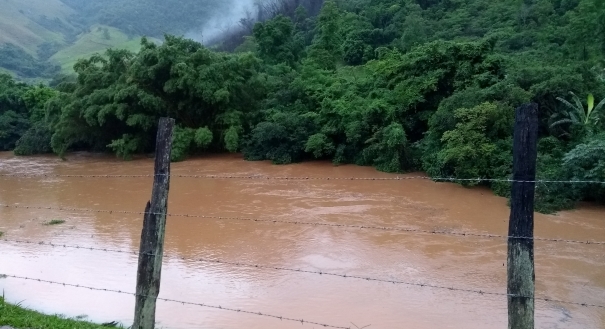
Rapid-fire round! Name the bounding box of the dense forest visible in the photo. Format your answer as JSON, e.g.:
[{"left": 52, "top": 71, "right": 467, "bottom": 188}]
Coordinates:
[{"left": 1, "top": 0, "right": 604, "bottom": 212}]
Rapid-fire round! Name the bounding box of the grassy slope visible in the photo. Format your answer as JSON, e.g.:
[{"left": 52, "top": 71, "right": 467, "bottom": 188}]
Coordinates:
[
  {"left": 0, "top": 296, "right": 108, "bottom": 329},
  {"left": 0, "top": 1, "right": 158, "bottom": 75},
  {"left": 50, "top": 25, "right": 157, "bottom": 72},
  {"left": 0, "top": 0, "right": 74, "bottom": 55}
]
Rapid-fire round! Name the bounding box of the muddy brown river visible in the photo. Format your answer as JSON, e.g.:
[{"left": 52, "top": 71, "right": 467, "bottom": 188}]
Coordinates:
[{"left": 0, "top": 152, "right": 604, "bottom": 329}]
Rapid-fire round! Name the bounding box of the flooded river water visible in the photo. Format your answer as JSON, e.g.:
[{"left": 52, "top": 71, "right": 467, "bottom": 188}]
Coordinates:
[{"left": 0, "top": 152, "right": 604, "bottom": 329}]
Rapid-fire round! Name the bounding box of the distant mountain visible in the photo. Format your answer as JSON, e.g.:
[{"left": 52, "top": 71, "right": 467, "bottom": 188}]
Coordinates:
[
  {"left": 0, "top": 0, "right": 233, "bottom": 80},
  {"left": 0, "top": 0, "right": 76, "bottom": 54},
  {"left": 60, "top": 0, "right": 226, "bottom": 37}
]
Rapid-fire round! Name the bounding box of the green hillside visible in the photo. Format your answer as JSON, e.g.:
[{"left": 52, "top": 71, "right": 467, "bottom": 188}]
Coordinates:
[
  {"left": 51, "top": 25, "right": 159, "bottom": 72},
  {"left": 60, "top": 0, "right": 226, "bottom": 37},
  {"left": 0, "top": 0, "right": 80, "bottom": 78},
  {"left": 0, "top": 0, "right": 228, "bottom": 78},
  {"left": 0, "top": 0, "right": 75, "bottom": 54}
]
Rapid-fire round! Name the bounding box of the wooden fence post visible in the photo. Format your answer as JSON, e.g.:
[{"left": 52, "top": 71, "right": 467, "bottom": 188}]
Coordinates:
[
  {"left": 133, "top": 118, "right": 175, "bottom": 329},
  {"left": 507, "top": 103, "right": 539, "bottom": 329}
]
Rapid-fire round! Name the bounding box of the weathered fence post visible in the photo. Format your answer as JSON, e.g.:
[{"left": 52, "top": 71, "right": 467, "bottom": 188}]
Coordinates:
[
  {"left": 133, "top": 118, "right": 175, "bottom": 329},
  {"left": 507, "top": 103, "right": 539, "bottom": 329}
]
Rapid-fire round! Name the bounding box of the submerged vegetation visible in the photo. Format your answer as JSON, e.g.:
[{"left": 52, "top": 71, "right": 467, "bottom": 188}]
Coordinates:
[
  {"left": 0, "top": 0, "right": 604, "bottom": 212},
  {"left": 43, "top": 219, "right": 66, "bottom": 226}
]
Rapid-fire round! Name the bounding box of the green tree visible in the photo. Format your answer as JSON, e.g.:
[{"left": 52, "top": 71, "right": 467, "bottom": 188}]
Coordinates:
[
  {"left": 550, "top": 91, "right": 605, "bottom": 137},
  {"left": 560, "top": 135, "right": 605, "bottom": 205},
  {"left": 438, "top": 102, "right": 513, "bottom": 185},
  {"left": 307, "top": 0, "right": 342, "bottom": 70},
  {"left": 0, "top": 74, "right": 30, "bottom": 151},
  {"left": 253, "top": 15, "right": 301, "bottom": 66}
]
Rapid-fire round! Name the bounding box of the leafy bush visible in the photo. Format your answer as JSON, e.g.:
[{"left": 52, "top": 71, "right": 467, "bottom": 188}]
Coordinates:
[
  {"left": 305, "top": 133, "right": 335, "bottom": 159},
  {"left": 223, "top": 126, "right": 239, "bottom": 153},
  {"left": 562, "top": 135, "right": 605, "bottom": 204},
  {"left": 14, "top": 123, "right": 53, "bottom": 155},
  {"left": 360, "top": 123, "right": 408, "bottom": 173},
  {"left": 194, "top": 127, "right": 213, "bottom": 149},
  {"left": 108, "top": 134, "right": 143, "bottom": 160},
  {"left": 431, "top": 102, "right": 514, "bottom": 185},
  {"left": 244, "top": 112, "right": 316, "bottom": 164}
]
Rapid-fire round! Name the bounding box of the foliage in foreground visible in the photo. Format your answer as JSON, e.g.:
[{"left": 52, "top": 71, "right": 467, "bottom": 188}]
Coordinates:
[
  {"left": 1, "top": 0, "right": 605, "bottom": 213},
  {"left": 0, "top": 296, "right": 111, "bottom": 329}
]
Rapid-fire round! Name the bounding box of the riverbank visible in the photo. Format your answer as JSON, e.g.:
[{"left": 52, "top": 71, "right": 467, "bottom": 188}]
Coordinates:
[{"left": 0, "top": 296, "right": 110, "bottom": 329}]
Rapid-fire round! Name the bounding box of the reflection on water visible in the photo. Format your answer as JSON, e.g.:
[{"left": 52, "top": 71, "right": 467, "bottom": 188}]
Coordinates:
[{"left": 0, "top": 152, "right": 604, "bottom": 329}]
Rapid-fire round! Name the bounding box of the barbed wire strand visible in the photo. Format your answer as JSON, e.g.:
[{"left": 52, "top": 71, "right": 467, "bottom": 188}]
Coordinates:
[
  {"left": 1, "top": 239, "right": 139, "bottom": 255},
  {"left": 0, "top": 274, "right": 351, "bottom": 329},
  {"left": 2, "top": 204, "right": 604, "bottom": 245},
  {"left": 2, "top": 239, "right": 516, "bottom": 292},
  {"left": 2, "top": 238, "right": 605, "bottom": 310},
  {"left": 2, "top": 273, "right": 603, "bottom": 310},
  {"left": 0, "top": 239, "right": 596, "bottom": 303},
  {"left": 0, "top": 173, "right": 604, "bottom": 185}
]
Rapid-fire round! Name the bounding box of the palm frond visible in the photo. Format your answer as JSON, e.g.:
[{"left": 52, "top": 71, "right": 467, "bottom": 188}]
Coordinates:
[
  {"left": 569, "top": 91, "right": 584, "bottom": 107},
  {"left": 570, "top": 91, "right": 584, "bottom": 110},
  {"left": 568, "top": 111, "right": 581, "bottom": 123},
  {"left": 556, "top": 96, "right": 581, "bottom": 113},
  {"left": 550, "top": 118, "right": 573, "bottom": 128},
  {"left": 569, "top": 91, "right": 589, "bottom": 123}
]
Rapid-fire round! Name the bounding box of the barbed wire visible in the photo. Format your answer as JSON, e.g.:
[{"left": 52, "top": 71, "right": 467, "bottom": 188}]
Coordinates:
[
  {"left": 0, "top": 274, "right": 351, "bottom": 329},
  {"left": 2, "top": 272, "right": 603, "bottom": 310},
  {"left": 2, "top": 204, "right": 604, "bottom": 245},
  {"left": 0, "top": 238, "right": 516, "bottom": 293},
  {"left": 2, "top": 238, "right": 605, "bottom": 310},
  {"left": 1, "top": 173, "right": 604, "bottom": 184},
  {"left": 0, "top": 239, "right": 139, "bottom": 255}
]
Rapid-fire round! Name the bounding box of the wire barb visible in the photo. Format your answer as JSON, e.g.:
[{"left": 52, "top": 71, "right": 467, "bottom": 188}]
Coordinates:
[
  {"left": 2, "top": 272, "right": 604, "bottom": 311},
  {"left": 2, "top": 204, "right": 604, "bottom": 245},
  {"left": 0, "top": 239, "right": 138, "bottom": 255},
  {"left": 2, "top": 239, "right": 603, "bottom": 309},
  {"left": 1, "top": 274, "right": 352, "bottom": 329},
  {"left": 0, "top": 173, "right": 604, "bottom": 184}
]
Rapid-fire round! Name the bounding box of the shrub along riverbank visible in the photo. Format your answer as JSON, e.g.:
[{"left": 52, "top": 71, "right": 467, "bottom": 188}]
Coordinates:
[{"left": 0, "top": 0, "right": 604, "bottom": 213}]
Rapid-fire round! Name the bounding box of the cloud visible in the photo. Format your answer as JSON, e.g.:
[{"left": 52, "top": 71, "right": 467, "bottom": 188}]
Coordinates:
[{"left": 186, "top": 0, "right": 257, "bottom": 44}]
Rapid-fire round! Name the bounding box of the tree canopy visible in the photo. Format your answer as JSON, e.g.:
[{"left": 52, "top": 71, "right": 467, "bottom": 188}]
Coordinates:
[{"left": 2, "top": 0, "right": 605, "bottom": 212}]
